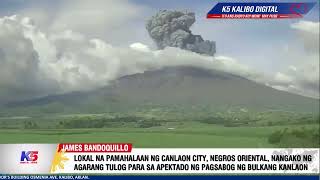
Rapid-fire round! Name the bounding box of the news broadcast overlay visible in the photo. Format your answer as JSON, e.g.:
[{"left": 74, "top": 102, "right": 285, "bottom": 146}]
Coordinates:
[
  {"left": 207, "top": 2, "right": 316, "bottom": 19},
  {"left": 0, "top": 144, "right": 319, "bottom": 174}
]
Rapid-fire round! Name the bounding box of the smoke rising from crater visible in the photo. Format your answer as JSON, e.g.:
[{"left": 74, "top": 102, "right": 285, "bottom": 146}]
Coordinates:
[{"left": 146, "top": 10, "right": 216, "bottom": 56}]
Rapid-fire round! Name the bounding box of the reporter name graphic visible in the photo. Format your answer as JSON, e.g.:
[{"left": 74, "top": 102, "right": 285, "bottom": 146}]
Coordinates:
[
  {"left": 49, "top": 145, "right": 319, "bottom": 174},
  {"left": 207, "top": 2, "right": 316, "bottom": 19}
]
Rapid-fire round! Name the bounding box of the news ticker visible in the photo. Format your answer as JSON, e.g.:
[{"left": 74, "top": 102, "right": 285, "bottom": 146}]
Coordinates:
[
  {"left": 0, "top": 176, "right": 319, "bottom": 180},
  {"left": 0, "top": 144, "right": 319, "bottom": 175}
]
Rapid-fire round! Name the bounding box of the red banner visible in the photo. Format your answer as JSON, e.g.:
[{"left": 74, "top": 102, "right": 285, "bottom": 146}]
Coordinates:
[{"left": 57, "top": 143, "right": 132, "bottom": 153}]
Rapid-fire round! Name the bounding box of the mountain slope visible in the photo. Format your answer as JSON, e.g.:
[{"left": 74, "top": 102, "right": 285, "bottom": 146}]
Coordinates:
[{"left": 4, "top": 66, "right": 319, "bottom": 113}]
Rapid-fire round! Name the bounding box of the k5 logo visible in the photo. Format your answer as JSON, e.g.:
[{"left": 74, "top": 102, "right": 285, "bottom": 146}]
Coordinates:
[{"left": 20, "top": 151, "right": 39, "bottom": 163}]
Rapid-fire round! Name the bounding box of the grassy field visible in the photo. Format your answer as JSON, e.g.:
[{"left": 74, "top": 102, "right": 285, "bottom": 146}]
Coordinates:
[
  {"left": 0, "top": 123, "right": 317, "bottom": 148},
  {"left": 0, "top": 109, "right": 318, "bottom": 147}
]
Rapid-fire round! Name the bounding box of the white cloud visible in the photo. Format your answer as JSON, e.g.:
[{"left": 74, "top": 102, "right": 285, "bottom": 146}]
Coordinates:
[
  {"left": 0, "top": 16, "right": 318, "bottom": 104},
  {"left": 268, "top": 21, "right": 319, "bottom": 98},
  {"left": 291, "top": 20, "right": 319, "bottom": 53},
  {"left": 291, "top": 21, "right": 319, "bottom": 35},
  {"left": 130, "top": 43, "right": 151, "bottom": 52},
  {"left": 0, "top": 16, "right": 58, "bottom": 102},
  {"left": 18, "top": 0, "right": 148, "bottom": 45},
  {"left": 271, "top": 60, "right": 319, "bottom": 98},
  {"left": 274, "top": 72, "right": 293, "bottom": 84},
  {"left": 0, "top": 15, "right": 261, "bottom": 103}
]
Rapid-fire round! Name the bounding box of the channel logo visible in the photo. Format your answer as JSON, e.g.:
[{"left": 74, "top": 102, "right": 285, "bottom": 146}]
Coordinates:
[{"left": 20, "top": 151, "right": 38, "bottom": 164}]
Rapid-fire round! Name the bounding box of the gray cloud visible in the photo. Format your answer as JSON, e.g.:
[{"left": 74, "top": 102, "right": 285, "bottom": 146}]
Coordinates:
[{"left": 146, "top": 10, "right": 216, "bottom": 56}]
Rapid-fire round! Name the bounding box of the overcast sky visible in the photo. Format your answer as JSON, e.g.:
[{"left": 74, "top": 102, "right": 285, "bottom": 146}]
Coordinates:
[{"left": 0, "top": 0, "right": 319, "bottom": 103}]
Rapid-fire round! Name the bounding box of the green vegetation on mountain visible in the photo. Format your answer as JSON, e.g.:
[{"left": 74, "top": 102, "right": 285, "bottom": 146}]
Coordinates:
[{"left": 0, "top": 66, "right": 318, "bottom": 147}]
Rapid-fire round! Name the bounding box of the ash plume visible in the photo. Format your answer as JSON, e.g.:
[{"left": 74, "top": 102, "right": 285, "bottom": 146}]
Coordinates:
[{"left": 146, "top": 10, "right": 216, "bottom": 56}]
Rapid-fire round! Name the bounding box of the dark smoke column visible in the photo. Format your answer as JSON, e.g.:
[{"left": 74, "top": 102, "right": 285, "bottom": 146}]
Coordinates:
[{"left": 146, "top": 10, "right": 216, "bottom": 56}]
